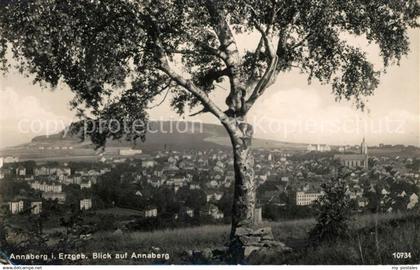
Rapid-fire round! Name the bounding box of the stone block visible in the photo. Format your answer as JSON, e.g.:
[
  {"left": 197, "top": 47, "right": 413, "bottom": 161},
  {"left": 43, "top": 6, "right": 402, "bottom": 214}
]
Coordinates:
[
  {"left": 238, "top": 235, "right": 261, "bottom": 246},
  {"left": 252, "top": 227, "right": 274, "bottom": 239},
  {"left": 244, "top": 245, "right": 260, "bottom": 257},
  {"left": 235, "top": 226, "right": 254, "bottom": 236}
]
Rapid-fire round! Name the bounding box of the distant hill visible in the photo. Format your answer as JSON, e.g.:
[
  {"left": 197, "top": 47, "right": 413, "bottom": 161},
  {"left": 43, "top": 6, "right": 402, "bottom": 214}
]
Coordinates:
[
  {"left": 2, "top": 121, "right": 418, "bottom": 161},
  {"left": 0, "top": 121, "right": 307, "bottom": 161}
]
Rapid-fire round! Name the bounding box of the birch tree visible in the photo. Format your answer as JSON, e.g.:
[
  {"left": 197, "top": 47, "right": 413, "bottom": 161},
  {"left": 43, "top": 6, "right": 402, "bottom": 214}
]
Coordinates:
[{"left": 0, "top": 0, "right": 418, "bottom": 253}]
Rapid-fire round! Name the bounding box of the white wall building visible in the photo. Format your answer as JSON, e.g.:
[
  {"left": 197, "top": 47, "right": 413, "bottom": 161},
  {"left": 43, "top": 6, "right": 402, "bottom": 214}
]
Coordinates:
[
  {"left": 143, "top": 207, "right": 158, "bottom": 218},
  {"left": 80, "top": 198, "right": 93, "bottom": 210},
  {"left": 31, "top": 181, "right": 62, "bottom": 193},
  {"left": 31, "top": 201, "right": 42, "bottom": 214},
  {"left": 42, "top": 192, "right": 66, "bottom": 203},
  {"left": 8, "top": 200, "right": 24, "bottom": 214},
  {"left": 119, "top": 148, "right": 143, "bottom": 156},
  {"left": 295, "top": 191, "right": 323, "bottom": 206}
]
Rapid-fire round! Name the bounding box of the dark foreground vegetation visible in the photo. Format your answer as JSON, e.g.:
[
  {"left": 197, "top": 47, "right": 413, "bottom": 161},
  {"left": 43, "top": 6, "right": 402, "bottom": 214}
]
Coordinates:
[
  {"left": 80, "top": 213, "right": 419, "bottom": 264},
  {"left": 2, "top": 212, "right": 418, "bottom": 265},
  {"left": 251, "top": 214, "right": 420, "bottom": 265}
]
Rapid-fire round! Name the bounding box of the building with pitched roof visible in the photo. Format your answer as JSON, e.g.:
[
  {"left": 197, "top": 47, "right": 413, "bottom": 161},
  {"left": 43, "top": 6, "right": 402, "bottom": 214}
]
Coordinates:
[{"left": 334, "top": 138, "right": 369, "bottom": 169}]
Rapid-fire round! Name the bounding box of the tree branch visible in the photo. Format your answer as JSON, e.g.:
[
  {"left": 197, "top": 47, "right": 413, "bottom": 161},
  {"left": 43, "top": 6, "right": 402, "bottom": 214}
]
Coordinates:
[
  {"left": 204, "top": 0, "right": 245, "bottom": 114},
  {"left": 248, "top": 38, "right": 264, "bottom": 83},
  {"left": 174, "top": 32, "right": 227, "bottom": 61},
  {"left": 204, "top": 0, "right": 240, "bottom": 66},
  {"left": 200, "top": 67, "right": 229, "bottom": 84},
  {"left": 244, "top": 55, "right": 278, "bottom": 113},
  {"left": 291, "top": 32, "right": 313, "bottom": 50},
  {"left": 243, "top": 1, "right": 280, "bottom": 113},
  {"left": 245, "top": 9, "right": 302, "bottom": 108},
  {"left": 141, "top": 10, "right": 229, "bottom": 123},
  {"left": 245, "top": 2, "right": 276, "bottom": 59},
  {"left": 189, "top": 107, "right": 209, "bottom": 117},
  {"left": 162, "top": 67, "right": 229, "bottom": 122},
  {"left": 145, "top": 80, "right": 172, "bottom": 109},
  {"left": 158, "top": 55, "right": 229, "bottom": 122}
]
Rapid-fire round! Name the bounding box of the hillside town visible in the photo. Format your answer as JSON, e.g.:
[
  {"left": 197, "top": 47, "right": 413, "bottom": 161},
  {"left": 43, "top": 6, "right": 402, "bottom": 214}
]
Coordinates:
[{"left": 1, "top": 139, "right": 419, "bottom": 234}]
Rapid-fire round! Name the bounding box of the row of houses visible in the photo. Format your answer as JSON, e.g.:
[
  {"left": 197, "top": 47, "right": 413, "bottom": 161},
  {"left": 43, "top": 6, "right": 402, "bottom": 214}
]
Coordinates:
[
  {"left": 8, "top": 199, "right": 42, "bottom": 215},
  {"left": 294, "top": 191, "right": 324, "bottom": 206},
  {"left": 30, "top": 181, "right": 63, "bottom": 193},
  {"left": 37, "top": 146, "right": 74, "bottom": 150},
  {"left": 12, "top": 164, "right": 110, "bottom": 179},
  {"left": 6, "top": 197, "right": 93, "bottom": 214},
  {"left": 0, "top": 156, "right": 19, "bottom": 166},
  {"left": 307, "top": 144, "right": 332, "bottom": 152}
]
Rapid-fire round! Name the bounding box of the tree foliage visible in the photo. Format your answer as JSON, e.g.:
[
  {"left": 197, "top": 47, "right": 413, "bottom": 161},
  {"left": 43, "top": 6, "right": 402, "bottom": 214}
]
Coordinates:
[{"left": 0, "top": 0, "right": 418, "bottom": 144}]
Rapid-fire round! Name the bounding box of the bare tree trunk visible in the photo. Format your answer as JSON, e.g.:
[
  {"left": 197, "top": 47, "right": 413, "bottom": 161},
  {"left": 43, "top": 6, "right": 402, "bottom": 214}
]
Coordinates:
[
  {"left": 228, "top": 121, "right": 256, "bottom": 238},
  {"left": 223, "top": 120, "right": 289, "bottom": 262},
  {"left": 223, "top": 120, "right": 260, "bottom": 261}
]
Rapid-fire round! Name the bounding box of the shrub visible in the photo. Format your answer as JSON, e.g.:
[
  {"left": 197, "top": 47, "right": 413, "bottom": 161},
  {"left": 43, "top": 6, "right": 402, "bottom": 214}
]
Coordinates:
[{"left": 309, "top": 180, "right": 353, "bottom": 245}]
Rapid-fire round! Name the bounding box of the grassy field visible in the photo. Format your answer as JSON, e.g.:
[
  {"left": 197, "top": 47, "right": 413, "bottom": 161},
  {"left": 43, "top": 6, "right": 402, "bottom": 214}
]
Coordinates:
[
  {"left": 258, "top": 213, "right": 420, "bottom": 265},
  {"left": 77, "top": 212, "right": 419, "bottom": 264}
]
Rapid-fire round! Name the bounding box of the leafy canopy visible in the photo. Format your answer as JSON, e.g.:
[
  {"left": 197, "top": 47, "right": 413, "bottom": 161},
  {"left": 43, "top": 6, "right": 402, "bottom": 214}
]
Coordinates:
[{"left": 0, "top": 0, "right": 418, "bottom": 143}]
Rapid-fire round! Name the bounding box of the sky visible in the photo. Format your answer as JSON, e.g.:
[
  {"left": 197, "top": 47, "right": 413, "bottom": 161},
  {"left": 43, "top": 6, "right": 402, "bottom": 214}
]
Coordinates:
[{"left": 0, "top": 29, "right": 419, "bottom": 148}]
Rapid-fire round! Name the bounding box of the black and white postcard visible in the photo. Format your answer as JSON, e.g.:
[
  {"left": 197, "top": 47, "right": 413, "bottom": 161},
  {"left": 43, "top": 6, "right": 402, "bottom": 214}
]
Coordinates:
[{"left": 0, "top": 0, "right": 419, "bottom": 268}]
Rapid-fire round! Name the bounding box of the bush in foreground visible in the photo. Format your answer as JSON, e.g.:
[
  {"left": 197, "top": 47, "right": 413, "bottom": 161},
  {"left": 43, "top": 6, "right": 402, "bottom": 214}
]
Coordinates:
[{"left": 308, "top": 180, "right": 353, "bottom": 245}]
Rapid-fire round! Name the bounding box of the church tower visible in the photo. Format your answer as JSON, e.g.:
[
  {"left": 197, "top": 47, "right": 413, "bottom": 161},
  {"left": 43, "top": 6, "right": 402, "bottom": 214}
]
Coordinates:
[
  {"left": 361, "top": 137, "right": 368, "bottom": 155},
  {"left": 361, "top": 137, "right": 368, "bottom": 169}
]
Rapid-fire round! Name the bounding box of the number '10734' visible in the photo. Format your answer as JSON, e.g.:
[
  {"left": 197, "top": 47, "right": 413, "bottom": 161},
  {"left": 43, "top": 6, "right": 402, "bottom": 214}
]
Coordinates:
[{"left": 392, "top": 252, "right": 411, "bottom": 259}]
